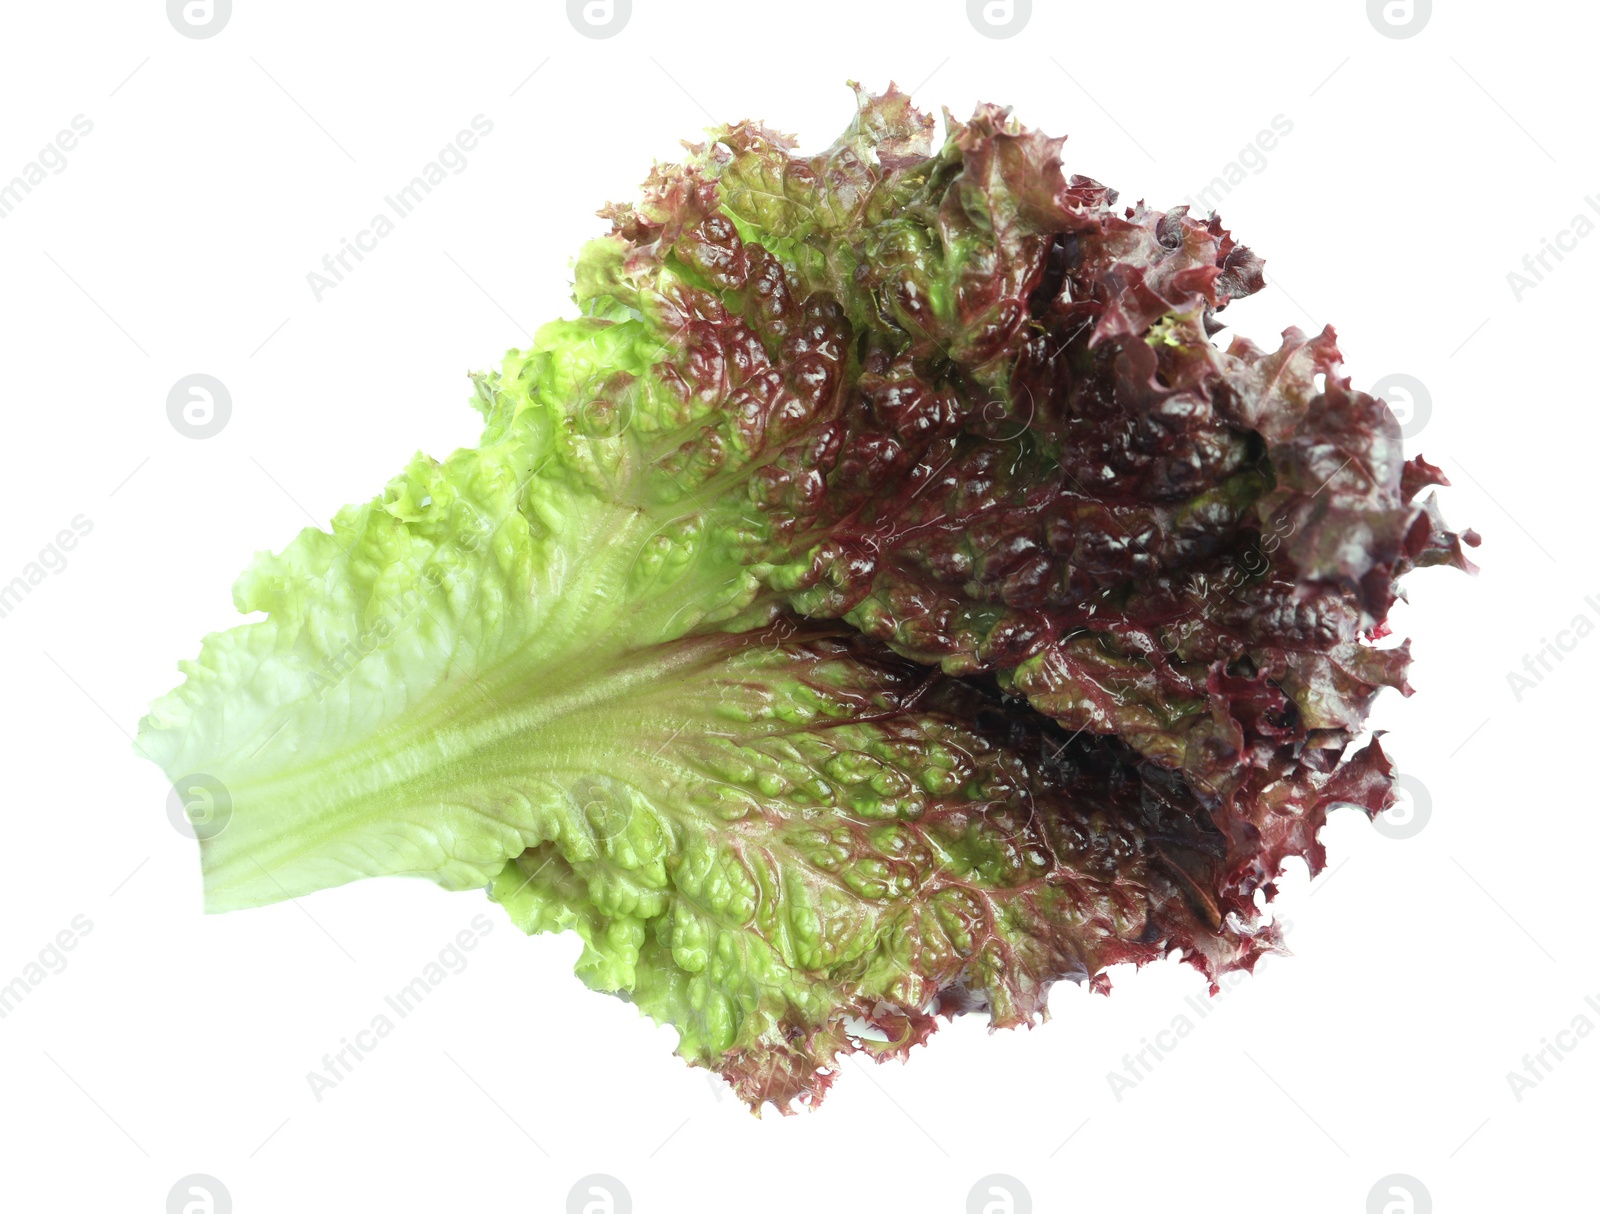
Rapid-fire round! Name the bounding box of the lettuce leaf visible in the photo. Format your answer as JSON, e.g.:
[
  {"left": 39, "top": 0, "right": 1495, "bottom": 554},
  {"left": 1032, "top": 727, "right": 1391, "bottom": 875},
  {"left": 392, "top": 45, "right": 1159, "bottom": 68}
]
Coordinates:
[{"left": 137, "top": 83, "right": 1474, "bottom": 1112}]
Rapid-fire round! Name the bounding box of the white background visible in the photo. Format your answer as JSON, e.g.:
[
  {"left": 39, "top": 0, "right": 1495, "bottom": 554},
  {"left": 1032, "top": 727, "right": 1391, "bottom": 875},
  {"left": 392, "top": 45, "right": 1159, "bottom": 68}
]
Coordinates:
[{"left": 0, "top": 2, "right": 1590, "bottom": 1211}]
